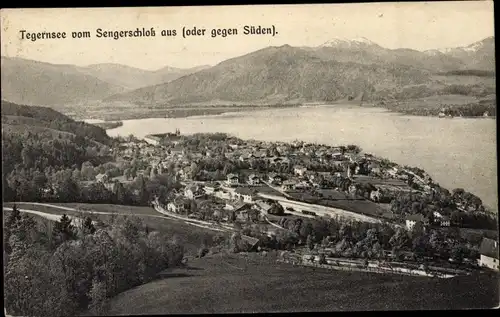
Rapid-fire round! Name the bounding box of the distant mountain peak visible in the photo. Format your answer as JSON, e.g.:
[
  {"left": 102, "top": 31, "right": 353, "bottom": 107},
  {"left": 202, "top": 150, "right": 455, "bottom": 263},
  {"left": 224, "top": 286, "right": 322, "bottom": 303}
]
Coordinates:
[
  {"left": 435, "top": 36, "right": 495, "bottom": 54},
  {"left": 320, "top": 36, "right": 378, "bottom": 48}
]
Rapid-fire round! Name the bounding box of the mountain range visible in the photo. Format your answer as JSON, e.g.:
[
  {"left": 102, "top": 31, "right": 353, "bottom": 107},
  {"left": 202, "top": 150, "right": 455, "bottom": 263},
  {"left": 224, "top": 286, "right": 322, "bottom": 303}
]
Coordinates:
[
  {"left": 1, "top": 36, "right": 495, "bottom": 107},
  {"left": 0, "top": 57, "right": 210, "bottom": 107}
]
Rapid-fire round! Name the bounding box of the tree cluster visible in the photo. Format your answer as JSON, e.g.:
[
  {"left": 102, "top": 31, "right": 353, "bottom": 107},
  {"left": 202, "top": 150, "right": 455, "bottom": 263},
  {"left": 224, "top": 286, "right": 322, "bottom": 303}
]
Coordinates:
[{"left": 4, "top": 208, "right": 185, "bottom": 316}]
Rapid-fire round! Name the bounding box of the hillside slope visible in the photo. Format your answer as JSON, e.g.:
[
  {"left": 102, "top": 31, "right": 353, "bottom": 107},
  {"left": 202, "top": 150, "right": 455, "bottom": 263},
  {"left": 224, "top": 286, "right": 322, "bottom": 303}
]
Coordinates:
[
  {"left": 1, "top": 100, "right": 111, "bottom": 145},
  {"left": 79, "top": 63, "right": 211, "bottom": 90},
  {"left": 0, "top": 57, "right": 126, "bottom": 107},
  {"left": 105, "top": 45, "right": 432, "bottom": 105}
]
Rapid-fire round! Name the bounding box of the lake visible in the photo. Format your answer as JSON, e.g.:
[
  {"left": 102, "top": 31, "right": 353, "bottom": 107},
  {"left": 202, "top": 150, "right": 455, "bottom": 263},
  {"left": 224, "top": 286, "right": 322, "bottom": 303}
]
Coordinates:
[{"left": 107, "top": 106, "right": 497, "bottom": 210}]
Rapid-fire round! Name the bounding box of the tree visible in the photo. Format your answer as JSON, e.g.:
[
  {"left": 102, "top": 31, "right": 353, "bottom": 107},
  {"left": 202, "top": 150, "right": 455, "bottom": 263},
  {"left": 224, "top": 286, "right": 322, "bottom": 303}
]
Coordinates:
[
  {"left": 318, "top": 253, "right": 327, "bottom": 265},
  {"left": 306, "top": 234, "right": 314, "bottom": 250},
  {"left": 81, "top": 161, "right": 95, "bottom": 181},
  {"left": 5, "top": 205, "right": 22, "bottom": 253},
  {"left": 82, "top": 217, "right": 96, "bottom": 235},
  {"left": 450, "top": 243, "right": 466, "bottom": 264},
  {"left": 52, "top": 214, "right": 76, "bottom": 247},
  {"left": 5, "top": 204, "right": 21, "bottom": 229},
  {"left": 389, "top": 227, "right": 410, "bottom": 251},
  {"left": 229, "top": 232, "right": 243, "bottom": 253}
]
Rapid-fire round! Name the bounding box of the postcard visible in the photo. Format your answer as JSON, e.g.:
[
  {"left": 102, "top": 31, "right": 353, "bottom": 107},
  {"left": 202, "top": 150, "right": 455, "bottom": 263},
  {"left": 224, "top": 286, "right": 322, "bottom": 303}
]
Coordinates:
[{"left": 1, "top": 3, "right": 498, "bottom": 315}]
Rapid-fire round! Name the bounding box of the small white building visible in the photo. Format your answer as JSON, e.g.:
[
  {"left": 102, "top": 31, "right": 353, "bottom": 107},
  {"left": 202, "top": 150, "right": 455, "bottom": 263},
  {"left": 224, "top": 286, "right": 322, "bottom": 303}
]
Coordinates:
[
  {"left": 294, "top": 166, "right": 307, "bottom": 177},
  {"left": 281, "top": 180, "right": 296, "bottom": 191},
  {"left": 370, "top": 190, "right": 381, "bottom": 202},
  {"left": 234, "top": 188, "right": 256, "bottom": 203},
  {"left": 248, "top": 174, "right": 261, "bottom": 185},
  {"left": 440, "top": 216, "right": 451, "bottom": 227},
  {"left": 226, "top": 173, "right": 239, "bottom": 185},
  {"left": 433, "top": 211, "right": 443, "bottom": 219},
  {"left": 184, "top": 185, "right": 204, "bottom": 200},
  {"left": 479, "top": 238, "right": 499, "bottom": 271},
  {"left": 95, "top": 173, "right": 109, "bottom": 183},
  {"left": 405, "top": 214, "right": 429, "bottom": 231},
  {"left": 215, "top": 190, "right": 231, "bottom": 200}
]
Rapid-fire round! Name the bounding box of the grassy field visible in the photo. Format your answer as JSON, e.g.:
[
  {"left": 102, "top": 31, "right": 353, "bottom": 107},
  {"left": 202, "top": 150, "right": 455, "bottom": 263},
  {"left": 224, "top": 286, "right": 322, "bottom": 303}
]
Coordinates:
[
  {"left": 3, "top": 203, "right": 224, "bottom": 255},
  {"left": 104, "top": 253, "right": 499, "bottom": 314}
]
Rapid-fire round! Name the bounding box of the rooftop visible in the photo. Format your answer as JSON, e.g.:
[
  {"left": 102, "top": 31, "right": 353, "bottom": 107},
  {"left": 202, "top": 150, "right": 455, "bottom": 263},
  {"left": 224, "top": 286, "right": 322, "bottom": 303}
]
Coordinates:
[{"left": 480, "top": 238, "right": 499, "bottom": 259}]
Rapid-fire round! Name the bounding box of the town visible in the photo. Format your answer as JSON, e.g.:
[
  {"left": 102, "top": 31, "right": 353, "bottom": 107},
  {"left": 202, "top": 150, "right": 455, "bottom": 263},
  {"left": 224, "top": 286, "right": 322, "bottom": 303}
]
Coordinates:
[{"left": 76, "top": 130, "right": 498, "bottom": 276}]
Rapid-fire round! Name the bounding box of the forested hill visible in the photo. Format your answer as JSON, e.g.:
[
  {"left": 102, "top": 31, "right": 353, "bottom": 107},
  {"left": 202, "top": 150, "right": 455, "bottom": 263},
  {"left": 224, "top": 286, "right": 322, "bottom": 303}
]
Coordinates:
[
  {"left": 2, "top": 101, "right": 115, "bottom": 202},
  {"left": 1, "top": 100, "right": 111, "bottom": 145}
]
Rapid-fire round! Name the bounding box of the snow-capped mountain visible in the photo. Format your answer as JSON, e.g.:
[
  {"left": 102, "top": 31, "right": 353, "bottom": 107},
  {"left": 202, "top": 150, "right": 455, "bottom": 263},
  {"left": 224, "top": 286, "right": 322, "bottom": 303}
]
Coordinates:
[
  {"left": 320, "top": 37, "right": 381, "bottom": 49},
  {"left": 435, "top": 36, "right": 494, "bottom": 54}
]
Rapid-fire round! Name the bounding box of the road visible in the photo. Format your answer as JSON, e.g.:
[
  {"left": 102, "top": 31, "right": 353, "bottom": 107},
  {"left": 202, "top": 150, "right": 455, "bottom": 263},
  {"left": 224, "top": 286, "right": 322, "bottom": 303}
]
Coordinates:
[
  {"left": 257, "top": 193, "right": 381, "bottom": 224},
  {"left": 6, "top": 201, "right": 279, "bottom": 244},
  {"left": 3, "top": 206, "right": 89, "bottom": 225},
  {"left": 4, "top": 202, "right": 173, "bottom": 223}
]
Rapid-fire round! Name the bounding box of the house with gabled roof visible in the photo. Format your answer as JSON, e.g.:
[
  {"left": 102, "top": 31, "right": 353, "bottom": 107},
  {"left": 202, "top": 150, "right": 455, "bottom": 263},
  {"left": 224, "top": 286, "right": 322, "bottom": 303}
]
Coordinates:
[
  {"left": 294, "top": 165, "right": 307, "bottom": 176},
  {"left": 281, "top": 180, "right": 296, "bottom": 191},
  {"left": 479, "top": 238, "right": 499, "bottom": 271},
  {"left": 184, "top": 184, "right": 205, "bottom": 200},
  {"left": 247, "top": 174, "right": 261, "bottom": 186},
  {"left": 234, "top": 187, "right": 258, "bottom": 203},
  {"left": 167, "top": 197, "right": 187, "bottom": 214},
  {"left": 268, "top": 173, "right": 282, "bottom": 184},
  {"left": 95, "top": 173, "right": 109, "bottom": 183},
  {"left": 226, "top": 173, "right": 239, "bottom": 186}
]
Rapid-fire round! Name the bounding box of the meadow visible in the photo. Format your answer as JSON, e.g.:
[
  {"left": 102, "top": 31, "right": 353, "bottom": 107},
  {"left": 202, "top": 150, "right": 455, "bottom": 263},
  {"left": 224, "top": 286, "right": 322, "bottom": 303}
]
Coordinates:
[
  {"left": 104, "top": 253, "right": 499, "bottom": 314},
  {"left": 3, "top": 203, "right": 223, "bottom": 255}
]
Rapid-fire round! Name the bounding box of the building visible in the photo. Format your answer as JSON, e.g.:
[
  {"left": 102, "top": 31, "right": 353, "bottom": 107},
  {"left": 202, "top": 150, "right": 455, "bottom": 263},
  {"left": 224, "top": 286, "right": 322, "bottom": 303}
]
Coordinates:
[
  {"left": 214, "top": 189, "right": 232, "bottom": 200},
  {"left": 405, "top": 214, "right": 429, "bottom": 231},
  {"left": 239, "top": 153, "right": 254, "bottom": 162},
  {"left": 281, "top": 180, "right": 296, "bottom": 191},
  {"left": 95, "top": 173, "right": 109, "bottom": 183},
  {"left": 248, "top": 174, "right": 261, "bottom": 186},
  {"left": 167, "top": 200, "right": 185, "bottom": 214},
  {"left": 370, "top": 190, "right": 382, "bottom": 202},
  {"left": 144, "top": 135, "right": 161, "bottom": 146},
  {"left": 268, "top": 173, "right": 282, "bottom": 184},
  {"left": 433, "top": 211, "right": 443, "bottom": 219},
  {"left": 226, "top": 173, "right": 239, "bottom": 185},
  {"left": 254, "top": 201, "right": 273, "bottom": 214},
  {"left": 294, "top": 165, "right": 307, "bottom": 176},
  {"left": 184, "top": 185, "right": 205, "bottom": 200},
  {"left": 294, "top": 181, "right": 310, "bottom": 190},
  {"left": 234, "top": 187, "right": 257, "bottom": 203},
  {"left": 478, "top": 238, "right": 499, "bottom": 271},
  {"left": 204, "top": 182, "right": 220, "bottom": 195},
  {"left": 439, "top": 216, "right": 451, "bottom": 227}
]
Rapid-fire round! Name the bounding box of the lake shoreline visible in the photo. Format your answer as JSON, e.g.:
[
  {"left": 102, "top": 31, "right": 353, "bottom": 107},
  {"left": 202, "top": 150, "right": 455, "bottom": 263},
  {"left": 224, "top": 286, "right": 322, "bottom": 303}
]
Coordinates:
[
  {"left": 83, "top": 103, "right": 496, "bottom": 123},
  {"left": 105, "top": 105, "right": 496, "bottom": 210}
]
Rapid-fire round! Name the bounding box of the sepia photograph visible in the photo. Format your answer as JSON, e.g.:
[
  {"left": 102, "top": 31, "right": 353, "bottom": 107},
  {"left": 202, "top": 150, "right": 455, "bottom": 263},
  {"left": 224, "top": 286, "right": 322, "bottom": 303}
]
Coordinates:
[{"left": 1, "top": 2, "right": 498, "bottom": 315}]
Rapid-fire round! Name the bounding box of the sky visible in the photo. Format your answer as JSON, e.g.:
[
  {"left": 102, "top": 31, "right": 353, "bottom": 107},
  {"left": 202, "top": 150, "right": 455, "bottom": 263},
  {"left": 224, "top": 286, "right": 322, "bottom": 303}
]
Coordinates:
[{"left": 0, "top": 2, "right": 495, "bottom": 70}]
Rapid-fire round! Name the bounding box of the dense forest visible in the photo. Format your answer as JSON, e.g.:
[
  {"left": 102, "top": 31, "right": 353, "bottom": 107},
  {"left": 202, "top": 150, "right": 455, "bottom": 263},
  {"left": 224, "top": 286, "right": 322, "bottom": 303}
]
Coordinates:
[
  {"left": 1, "top": 100, "right": 112, "bottom": 145},
  {"left": 3, "top": 206, "right": 185, "bottom": 316}
]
